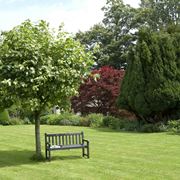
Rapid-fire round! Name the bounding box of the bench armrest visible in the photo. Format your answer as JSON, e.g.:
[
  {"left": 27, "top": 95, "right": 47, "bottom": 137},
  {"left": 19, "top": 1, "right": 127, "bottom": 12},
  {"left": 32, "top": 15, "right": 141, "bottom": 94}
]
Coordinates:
[{"left": 83, "top": 139, "right": 89, "bottom": 145}]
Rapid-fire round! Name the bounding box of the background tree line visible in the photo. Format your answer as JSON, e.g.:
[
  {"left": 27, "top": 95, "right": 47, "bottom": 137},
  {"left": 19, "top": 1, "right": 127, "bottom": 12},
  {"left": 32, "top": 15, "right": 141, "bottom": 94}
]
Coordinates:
[
  {"left": 76, "top": 0, "right": 179, "bottom": 69},
  {"left": 74, "top": 0, "right": 180, "bottom": 122}
]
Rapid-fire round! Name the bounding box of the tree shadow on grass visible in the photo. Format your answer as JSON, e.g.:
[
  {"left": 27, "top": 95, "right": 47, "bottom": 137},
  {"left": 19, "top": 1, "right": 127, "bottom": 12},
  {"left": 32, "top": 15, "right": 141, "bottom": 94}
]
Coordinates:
[
  {"left": 0, "top": 150, "right": 84, "bottom": 167},
  {"left": 0, "top": 150, "right": 37, "bottom": 168}
]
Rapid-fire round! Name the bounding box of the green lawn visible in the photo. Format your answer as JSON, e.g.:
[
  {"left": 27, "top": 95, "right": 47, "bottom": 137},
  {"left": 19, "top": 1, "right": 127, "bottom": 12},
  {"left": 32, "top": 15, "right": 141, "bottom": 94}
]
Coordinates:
[{"left": 0, "top": 125, "right": 180, "bottom": 180}]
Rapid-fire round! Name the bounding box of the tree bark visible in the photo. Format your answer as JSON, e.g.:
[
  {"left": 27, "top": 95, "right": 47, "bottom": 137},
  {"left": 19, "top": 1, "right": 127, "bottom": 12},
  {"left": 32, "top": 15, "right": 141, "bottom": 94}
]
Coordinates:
[{"left": 34, "top": 111, "right": 41, "bottom": 158}]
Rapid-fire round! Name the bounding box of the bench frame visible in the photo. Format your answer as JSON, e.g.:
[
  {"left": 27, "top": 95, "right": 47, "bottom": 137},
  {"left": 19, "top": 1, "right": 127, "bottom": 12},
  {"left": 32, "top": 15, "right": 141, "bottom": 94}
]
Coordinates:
[{"left": 45, "top": 131, "right": 89, "bottom": 161}]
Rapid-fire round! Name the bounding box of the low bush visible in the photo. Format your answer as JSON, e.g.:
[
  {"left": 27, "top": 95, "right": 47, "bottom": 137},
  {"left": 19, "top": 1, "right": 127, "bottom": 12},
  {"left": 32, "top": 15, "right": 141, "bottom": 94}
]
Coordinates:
[
  {"left": 40, "top": 113, "right": 105, "bottom": 127},
  {"left": 103, "top": 115, "right": 140, "bottom": 131},
  {"left": 39, "top": 112, "right": 172, "bottom": 133},
  {"left": 9, "top": 118, "right": 24, "bottom": 125},
  {"left": 40, "top": 113, "right": 81, "bottom": 126},
  {"left": 80, "top": 117, "right": 90, "bottom": 127},
  {"left": 103, "top": 115, "right": 119, "bottom": 127},
  {"left": 86, "top": 113, "right": 104, "bottom": 128},
  {"left": 139, "top": 123, "right": 160, "bottom": 133},
  {"left": 58, "top": 113, "right": 80, "bottom": 126},
  {"left": 23, "top": 117, "right": 32, "bottom": 125},
  {"left": 103, "top": 116, "right": 167, "bottom": 132},
  {"left": 122, "top": 120, "right": 141, "bottom": 131},
  {"left": 40, "top": 114, "right": 55, "bottom": 124},
  {"left": 167, "top": 120, "right": 180, "bottom": 133},
  {"left": 0, "top": 109, "right": 10, "bottom": 125}
]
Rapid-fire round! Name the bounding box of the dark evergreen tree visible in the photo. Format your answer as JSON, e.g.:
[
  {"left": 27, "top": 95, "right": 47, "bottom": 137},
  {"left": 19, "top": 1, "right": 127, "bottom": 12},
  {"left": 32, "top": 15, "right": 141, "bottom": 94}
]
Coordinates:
[{"left": 118, "top": 28, "right": 180, "bottom": 122}]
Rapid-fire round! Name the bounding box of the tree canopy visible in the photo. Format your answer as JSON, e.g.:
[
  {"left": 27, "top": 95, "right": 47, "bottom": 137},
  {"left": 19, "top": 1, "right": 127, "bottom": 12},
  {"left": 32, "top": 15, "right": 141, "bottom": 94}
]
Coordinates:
[
  {"left": 0, "top": 20, "right": 94, "bottom": 158},
  {"left": 72, "top": 66, "right": 125, "bottom": 116},
  {"left": 76, "top": 0, "right": 180, "bottom": 69},
  {"left": 118, "top": 27, "right": 180, "bottom": 122}
]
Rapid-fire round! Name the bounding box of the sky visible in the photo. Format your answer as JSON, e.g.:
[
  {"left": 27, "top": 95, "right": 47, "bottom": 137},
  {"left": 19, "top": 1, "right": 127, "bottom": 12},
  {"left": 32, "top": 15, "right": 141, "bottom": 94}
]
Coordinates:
[{"left": 0, "top": 0, "right": 140, "bottom": 33}]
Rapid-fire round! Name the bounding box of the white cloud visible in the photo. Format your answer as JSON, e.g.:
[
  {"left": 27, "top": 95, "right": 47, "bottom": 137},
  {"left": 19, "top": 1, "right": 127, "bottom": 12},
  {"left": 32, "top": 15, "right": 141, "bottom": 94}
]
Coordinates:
[
  {"left": 0, "top": 0, "right": 24, "bottom": 3},
  {"left": 0, "top": 0, "right": 106, "bottom": 33},
  {"left": 0, "top": 0, "right": 140, "bottom": 33}
]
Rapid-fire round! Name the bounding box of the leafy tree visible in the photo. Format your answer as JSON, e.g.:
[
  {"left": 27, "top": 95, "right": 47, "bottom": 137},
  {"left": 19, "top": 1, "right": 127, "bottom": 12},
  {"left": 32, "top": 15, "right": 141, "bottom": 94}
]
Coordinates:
[
  {"left": 76, "top": 1, "right": 137, "bottom": 69},
  {"left": 139, "top": 0, "right": 180, "bottom": 30},
  {"left": 76, "top": 24, "right": 113, "bottom": 68},
  {"left": 118, "top": 27, "right": 180, "bottom": 122},
  {"left": 72, "top": 66, "right": 125, "bottom": 116},
  {"left": 76, "top": 0, "right": 179, "bottom": 69},
  {"left": 0, "top": 20, "right": 93, "bottom": 159}
]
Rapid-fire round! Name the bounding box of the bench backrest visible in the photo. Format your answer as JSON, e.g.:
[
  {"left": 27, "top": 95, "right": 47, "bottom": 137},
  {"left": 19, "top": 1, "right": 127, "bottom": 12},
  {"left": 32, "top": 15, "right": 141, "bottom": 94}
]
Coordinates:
[{"left": 45, "top": 132, "right": 84, "bottom": 146}]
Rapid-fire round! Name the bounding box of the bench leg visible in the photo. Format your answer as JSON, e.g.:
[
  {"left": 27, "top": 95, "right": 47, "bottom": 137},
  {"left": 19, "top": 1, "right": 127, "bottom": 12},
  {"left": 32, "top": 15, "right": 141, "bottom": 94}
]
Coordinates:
[
  {"left": 87, "top": 145, "right": 90, "bottom": 159},
  {"left": 82, "top": 146, "right": 89, "bottom": 158},
  {"left": 82, "top": 147, "right": 85, "bottom": 157},
  {"left": 45, "top": 149, "right": 48, "bottom": 160},
  {"left": 48, "top": 150, "right": 51, "bottom": 161}
]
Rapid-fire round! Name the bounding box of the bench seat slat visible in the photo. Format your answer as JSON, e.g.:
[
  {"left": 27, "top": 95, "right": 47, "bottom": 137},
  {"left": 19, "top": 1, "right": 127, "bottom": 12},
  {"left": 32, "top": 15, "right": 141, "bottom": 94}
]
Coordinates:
[{"left": 48, "top": 144, "right": 87, "bottom": 151}]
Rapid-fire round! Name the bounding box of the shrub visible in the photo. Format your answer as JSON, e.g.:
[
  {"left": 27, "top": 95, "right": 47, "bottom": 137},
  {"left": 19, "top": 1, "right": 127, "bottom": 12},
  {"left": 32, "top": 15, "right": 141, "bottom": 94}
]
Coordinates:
[
  {"left": 72, "top": 66, "right": 125, "bottom": 116},
  {"left": 40, "top": 114, "right": 57, "bottom": 124},
  {"left": 110, "top": 118, "right": 140, "bottom": 131},
  {"left": 103, "top": 116, "right": 115, "bottom": 127},
  {"left": 103, "top": 116, "right": 167, "bottom": 132},
  {"left": 122, "top": 121, "right": 141, "bottom": 131},
  {"left": 139, "top": 124, "right": 158, "bottom": 133},
  {"left": 0, "top": 109, "right": 10, "bottom": 125},
  {"left": 103, "top": 116, "right": 122, "bottom": 129},
  {"left": 58, "top": 113, "right": 81, "bottom": 126},
  {"left": 86, "top": 113, "right": 104, "bottom": 127},
  {"left": 80, "top": 117, "right": 90, "bottom": 127},
  {"left": 167, "top": 120, "right": 180, "bottom": 133},
  {"left": 40, "top": 113, "right": 82, "bottom": 126},
  {"left": 139, "top": 122, "right": 167, "bottom": 133},
  {"left": 23, "top": 117, "right": 32, "bottom": 124},
  {"left": 9, "top": 118, "right": 24, "bottom": 125}
]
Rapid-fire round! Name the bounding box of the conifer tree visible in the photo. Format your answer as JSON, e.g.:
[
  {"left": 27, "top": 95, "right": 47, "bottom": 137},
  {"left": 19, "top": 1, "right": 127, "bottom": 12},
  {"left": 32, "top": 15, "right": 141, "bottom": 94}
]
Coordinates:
[{"left": 118, "top": 28, "right": 180, "bottom": 122}]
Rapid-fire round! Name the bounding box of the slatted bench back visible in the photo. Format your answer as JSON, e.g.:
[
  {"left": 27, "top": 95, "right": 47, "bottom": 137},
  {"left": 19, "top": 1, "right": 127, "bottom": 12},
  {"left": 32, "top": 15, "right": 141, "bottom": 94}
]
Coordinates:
[{"left": 45, "top": 132, "right": 84, "bottom": 146}]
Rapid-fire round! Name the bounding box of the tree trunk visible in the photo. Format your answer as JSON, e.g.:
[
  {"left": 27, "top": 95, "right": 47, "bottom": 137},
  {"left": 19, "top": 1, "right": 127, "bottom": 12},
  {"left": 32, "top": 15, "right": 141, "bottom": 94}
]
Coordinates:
[{"left": 34, "top": 111, "right": 41, "bottom": 158}]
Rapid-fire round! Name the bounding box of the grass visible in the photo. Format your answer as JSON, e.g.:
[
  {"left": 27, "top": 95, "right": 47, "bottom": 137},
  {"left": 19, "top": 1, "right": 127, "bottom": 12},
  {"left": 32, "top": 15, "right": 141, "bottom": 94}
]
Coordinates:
[{"left": 0, "top": 125, "right": 180, "bottom": 180}]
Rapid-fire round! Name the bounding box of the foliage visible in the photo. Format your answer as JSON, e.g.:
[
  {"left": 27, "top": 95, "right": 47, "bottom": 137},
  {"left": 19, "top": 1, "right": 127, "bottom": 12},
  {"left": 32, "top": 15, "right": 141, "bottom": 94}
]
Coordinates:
[
  {"left": 103, "top": 115, "right": 126, "bottom": 129},
  {"left": 40, "top": 114, "right": 57, "bottom": 124},
  {"left": 103, "top": 115, "right": 167, "bottom": 132},
  {"left": 85, "top": 113, "right": 104, "bottom": 128},
  {"left": 76, "top": 0, "right": 137, "bottom": 68},
  {"left": 40, "top": 113, "right": 81, "bottom": 126},
  {"left": 9, "top": 118, "right": 24, "bottom": 125},
  {"left": 139, "top": 0, "right": 180, "bottom": 30},
  {"left": 76, "top": 0, "right": 180, "bottom": 69},
  {"left": 72, "top": 66, "right": 125, "bottom": 116},
  {"left": 76, "top": 24, "right": 111, "bottom": 68},
  {"left": 139, "top": 123, "right": 162, "bottom": 133},
  {"left": 0, "top": 109, "right": 10, "bottom": 125},
  {"left": 105, "top": 117, "right": 140, "bottom": 131},
  {"left": 0, "top": 20, "right": 93, "bottom": 112},
  {"left": 167, "top": 120, "right": 180, "bottom": 133},
  {"left": 118, "top": 27, "right": 180, "bottom": 122},
  {"left": 103, "top": 115, "right": 118, "bottom": 127},
  {"left": 40, "top": 113, "right": 104, "bottom": 127},
  {"left": 0, "top": 20, "right": 94, "bottom": 158}
]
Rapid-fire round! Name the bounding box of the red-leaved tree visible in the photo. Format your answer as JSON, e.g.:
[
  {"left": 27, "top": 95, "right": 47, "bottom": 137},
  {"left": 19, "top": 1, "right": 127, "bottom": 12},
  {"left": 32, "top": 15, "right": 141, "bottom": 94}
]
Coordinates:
[{"left": 71, "top": 66, "right": 125, "bottom": 116}]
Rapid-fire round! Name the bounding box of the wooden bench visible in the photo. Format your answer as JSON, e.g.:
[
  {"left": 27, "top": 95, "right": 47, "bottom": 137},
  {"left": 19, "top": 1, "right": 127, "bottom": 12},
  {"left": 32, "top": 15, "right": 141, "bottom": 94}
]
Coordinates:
[{"left": 45, "top": 132, "right": 89, "bottom": 160}]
